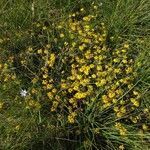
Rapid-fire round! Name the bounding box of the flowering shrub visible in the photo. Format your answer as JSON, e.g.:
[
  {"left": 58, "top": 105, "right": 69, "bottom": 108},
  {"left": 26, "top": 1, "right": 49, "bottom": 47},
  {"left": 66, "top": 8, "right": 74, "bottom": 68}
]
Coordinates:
[{"left": 0, "top": 2, "right": 149, "bottom": 150}]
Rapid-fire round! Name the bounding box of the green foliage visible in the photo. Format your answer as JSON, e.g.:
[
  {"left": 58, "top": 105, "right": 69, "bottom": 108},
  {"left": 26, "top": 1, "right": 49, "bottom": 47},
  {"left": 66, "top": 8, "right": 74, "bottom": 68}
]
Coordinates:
[{"left": 0, "top": 0, "right": 149, "bottom": 149}]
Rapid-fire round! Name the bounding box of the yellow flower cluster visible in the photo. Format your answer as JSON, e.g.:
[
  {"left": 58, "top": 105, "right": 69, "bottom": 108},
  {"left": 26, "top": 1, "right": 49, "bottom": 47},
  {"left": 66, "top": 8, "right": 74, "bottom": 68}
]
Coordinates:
[
  {"left": 49, "top": 8, "right": 141, "bottom": 125},
  {"left": 47, "top": 53, "right": 56, "bottom": 68},
  {"left": 12, "top": 4, "right": 142, "bottom": 133},
  {"left": 68, "top": 112, "right": 77, "bottom": 124},
  {"left": 115, "top": 122, "right": 127, "bottom": 136},
  {"left": 25, "top": 99, "right": 41, "bottom": 110},
  {"left": 0, "top": 56, "right": 16, "bottom": 83},
  {"left": 0, "top": 4, "right": 149, "bottom": 148}
]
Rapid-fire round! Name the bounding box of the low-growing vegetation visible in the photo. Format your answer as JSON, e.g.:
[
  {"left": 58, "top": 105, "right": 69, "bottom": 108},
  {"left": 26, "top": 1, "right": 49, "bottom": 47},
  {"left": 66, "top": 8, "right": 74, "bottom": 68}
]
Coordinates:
[{"left": 0, "top": 0, "right": 149, "bottom": 149}]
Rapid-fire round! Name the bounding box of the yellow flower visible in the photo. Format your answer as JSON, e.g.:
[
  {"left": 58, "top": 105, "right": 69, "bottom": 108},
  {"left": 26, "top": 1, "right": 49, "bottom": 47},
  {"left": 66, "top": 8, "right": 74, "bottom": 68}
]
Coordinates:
[
  {"left": 43, "top": 26, "right": 47, "bottom": 30},
  {"left": 102, "top": 95, "right": 109, "bottom": 103},
  {"left": 113, "top": 58, "right": 120, "bottom": 63},
  {"left": 84, "top": 25, "right": 90, "bottom": 29},
  {"left": 79, "top": 44, "right": 86, "bottom": 51},
  {"left": 93, "top": 128, "right": 100, "bottom": 134},
  {"left": 80, "top": 8, "right": 84, "bottom": 12},
  {"left": 126, "top": 67, "right": 133, "bottom": 74},
  {"left": 83, "top": 38, "right": 91, "bottom": 43},
  {"left": 108, "top": 91, "right": 115, "bottom": 98},
  {"left": 69, "top": 98, "right": 75, "bottom": 104},
  {"left": 42, "top": 80, "right": 47, "bottom": 85},
  {"left": 15, "top": 125, "right": 20, "bottom": 130},
  {"left": 68, "top": 112, "right": 76, "bottom": 123},
  {"left": 103, "top": 103, "right": 111, "bottom": 108},
  {"left": 35, "top": 102, "right": 41, "bottom": 110},
  {"left": 114, "top": 68, "right": 120, "bottom": 73},
  {"left": 142, "top": 124, "right": 148, "bottom": 131},
  {"left": 130, "top": 98, "right": 139, "bottom": 107},
  {"left": 122, "top": 59, "right": 127, "bottom": 64},
  {"left": 47, "top": 92, "right": 53, "bottom": 98},
  {"left": 46, "top": 44, "right": 51, "bottom": 48},
  {"left": 121, "top": 49, "right": 127, "bottom": 53},
  {"left": 91, "top": 74, "right": 96, "bottom": 78},
  {"left": 144, "top": 108, "right": 149, "bottom": 113},
  {"left": 76, "top": 75, "right": 82, "bottom": 80},
  {"left": 31, "top": 88, "right": 37, "bottom": 94},
  {"left": 28, "top": 47, "right": 33, "bottom": 52},
  {"left": 80, "top": 79, "right": 90, "bottom": 86},
  {"left": 87, "top": 85, "right": 93, "bottom": 93},
  {"left": 60, "top": 33, "right": 64, "bottom": 38},
  {"left": 72, "top": 13, "right": 76, "bottom": 17},
  {"left": 78, "top": 30, "right": 83, "bottom": 35},
  {"left": 72, "top": 42, "right": 76, "bottom": 47},
  {"left": 130, "top": 116, "right": 138, "bottom": 123},
  {"left": 119, "top": 145, "right": 125, "bottom": 150},
  {"left": 57, "top": 25, "right": 63, "bottom": 29},
  {"left": 120, "top": 106, "right": 126, "bottom": 114},
  {"left": 68, "top": 88, "right": 73, "bottom": 93},
  {"left": 116, "top": 89, "right": 123, "bottom": 95},
  {"left": 28, "top": 100, "right": 35, "bottom": 107},
  {"left": 48, "top": 53, "right": 56, "bottom": 67},
  {"left": 133, "top": 91, "right": 139, "bottom": 96},
  {"left": 115, "top": 122, "right": 121, "bottom": 128},
  {"left": 43, "top": 74, "right": 48, "bottom": 79},
  {"left": 112, "top": 99, "right": 117, "bottom": 103},
  {"left": 94, "top": 56, "right": 98, "bottom": 60},
  {"left": 97, "top": 66, "right": 102, "bottom": 71},
  {"left": 93, "top": 6, "right": 98, "bottom": 10},
  {"left": 113, "top": 106, "right": 119, "bottom": 112},
  {"left": 120, "top": 99, "right": 125, "bottom": 105},
  {"left": 11, "top": 75, "right": 16, "bottom": 80},
  {"left": 51, "top": 101, "right": 59, "bottom": 112},
  {"left": 52, "top": 88, "right": 57, "bottom": 93},
  {"left": 73, "top": 85, "right": 79, "bottom": 91},
  {"left": 0, "top": 102, "right": 4, "bottom": 109},
  {"left": 84, "top": 67, "right": 90, "bottom": 75},
  {"left": 32, "top": 78, "right": 38, "bottom": 84},
  {"left": 124, "top": 44, "right": 129, "bottom": 49},
  {"left": 47, "top": 84, "right": 53, "bottom": 89},
  {"left": 96, "top": 79, "right": 107, "bottom": 87},
  {"left": 70, "top": 25, "right": 76, "bottom": 31},
  {"left": 83, "top": 16, "right": 91, "bottom": 22},
  {"left": 115, "top": 123, "right": 127, "bottom": 136},
  {"left": 89, "top": 64, "right": 95, "bottom": 68},
  {"left": 74, "top": 92, "right": 87, "bottom": 99},
  {"left": 61, "top": 83, "right": 68, "bottom": 89},
  {"left": 44, "top": 49, "right": 48, "bottom": 54},
  {"left": 116, "top": 112, "right": 123, "bottom": 118},
  {"left": 120, "top": 129, "right": 126, "bottom": 136}
]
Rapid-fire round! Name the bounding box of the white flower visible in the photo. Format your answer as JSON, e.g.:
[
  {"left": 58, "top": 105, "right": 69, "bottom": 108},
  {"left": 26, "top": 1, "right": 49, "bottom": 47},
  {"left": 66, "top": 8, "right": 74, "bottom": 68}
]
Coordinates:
[{"left": 20, "top": 89, "right": 27, "bottom": 97}]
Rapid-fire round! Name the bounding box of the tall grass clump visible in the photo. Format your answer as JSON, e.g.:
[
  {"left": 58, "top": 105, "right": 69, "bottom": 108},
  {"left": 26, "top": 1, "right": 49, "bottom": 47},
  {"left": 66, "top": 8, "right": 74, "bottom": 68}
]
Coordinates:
[{"left": 0, "top": 0, "right": 149, "bottom": 149}]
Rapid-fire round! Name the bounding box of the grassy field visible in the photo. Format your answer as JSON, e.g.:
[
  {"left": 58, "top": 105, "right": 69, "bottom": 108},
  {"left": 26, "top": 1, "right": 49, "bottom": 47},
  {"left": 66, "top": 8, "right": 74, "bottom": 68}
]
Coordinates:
[{"left": 0, "top": 0, "right": 150, "bottom": 149}]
